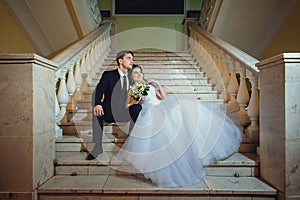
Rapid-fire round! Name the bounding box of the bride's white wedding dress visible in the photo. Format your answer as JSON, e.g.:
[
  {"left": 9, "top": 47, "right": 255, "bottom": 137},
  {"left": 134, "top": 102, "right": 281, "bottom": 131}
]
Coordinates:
[{"left": 116, "top": 85, "right": 242, "bottom": 187}]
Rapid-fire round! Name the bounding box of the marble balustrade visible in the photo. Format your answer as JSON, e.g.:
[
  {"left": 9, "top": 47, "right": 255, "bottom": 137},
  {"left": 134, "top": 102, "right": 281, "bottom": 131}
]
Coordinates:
[
  {"left": 51, "top": 22, "right": 112, "bottom": 138},
  {"left": 188, "top": 22, "right": 260, "bottom": 142}
]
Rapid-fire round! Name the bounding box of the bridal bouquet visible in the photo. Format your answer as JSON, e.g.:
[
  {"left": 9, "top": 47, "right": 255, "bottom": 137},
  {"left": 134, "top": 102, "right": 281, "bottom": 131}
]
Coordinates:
[{"left": 129, "top": 82, "right": 150, "bottom": 101}]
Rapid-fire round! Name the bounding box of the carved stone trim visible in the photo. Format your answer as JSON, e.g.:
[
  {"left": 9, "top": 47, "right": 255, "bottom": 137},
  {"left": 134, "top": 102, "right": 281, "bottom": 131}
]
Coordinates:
[
  {"left": 199, "top": 0, "right": 223, "bottom": 32},
  {"left": 88, "top": 0, "right": 101, "bottom": 25}
]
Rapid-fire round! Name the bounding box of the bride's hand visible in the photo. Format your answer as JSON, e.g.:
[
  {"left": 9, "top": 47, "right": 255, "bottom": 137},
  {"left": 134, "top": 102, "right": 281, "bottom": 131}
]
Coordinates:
[
  {"left": 139, "top": 96, "right": 146, "bottom": 104},
  {"left": 126, "top": 98, "right": 140, "bottom": 108}
]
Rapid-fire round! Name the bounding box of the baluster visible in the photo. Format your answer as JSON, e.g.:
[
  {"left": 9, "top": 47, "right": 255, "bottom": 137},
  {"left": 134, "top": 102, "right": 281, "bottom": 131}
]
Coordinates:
[
  {"left": 201, "top": 39, "right": 212, "bottom": 76},
  {"left": 85, "top": 49, "right": 93, "bottom": 85},
  {"left": 194, "top": 36, "right": 202, "bottom": 66},
  {"left": 99, "top": 39, "right": 104, "bottom": 65},
  {"left": 203, "top": 39, "right": 212, "bottom": 69},
  {"left": 216, "top": 49, "right": 224, "bottom": 75},
  {"left": 215, "top": 49, "right": 224, "bottom": 99},
  {"left": 189, "top": 33, "right": 196, "bottom": 59},
  {"left": 195, "top": 38, "right": 204, "bottom": 72},
  {"left": 213, "top": 47, "right": 224, "bottom": 96},
  {"left": 66, "top": 63, "right": 77, "bottom": 119},
  {"left": 90, "top": 46, "right": 95, "bottom": 68},
  {"left": 85, "top": 50, "right": 91, "bottom": 73},
  {"left": 67, "top": 63, "right": 77, "bottom": 95},
  {"left": 56, "top": 69, "right": 69, "bottom": 123},
  {"left": 246, "top": 75, "right": 259, "bottom": 140},
  {"left": 189, "top": 32, "right": 196, "bottom": 56},
  {"left": 80, "top": 52, "right": 89, "bottom": 92},
  {"left": 92, "top": 46, "right": 96, "bottom": 68},
  {"left": 89, "top": 47, "right": 98, "bottom": 80},
  {"left": 99, "top": 41, "right": 105, "bottom": 67},
  {"left": 211, "top": 46, "right": 221, "bottom": 86},
  {"left": 105, "top": 31, "right": 111, "bottom": 54},
  {"left": 73, "top": 59, "right": 83, "bottom": 101},
  {"left": 194, "top": 36, "right": 202, "bottom": 67},
  {"left": 55, "top": 76, "right": 63, "bottom": 138},
  {"left": 94, "top": 40, "right": 100, "bottom": 64},
  {"left": 206, "top": 43, "right": 215, "bottom": 79},
  {"left": 221, "top": 54, "right": 230, "bottom": 102},
  {"left": 190, "top": 34, "right": 198, "bottom": 64},
  {"left": 206, "top": 45, "right": 219, "bottom": 88},
  {"left": 236, "top": 64, "right": 250, "bottom": 124},
  {"left": 75, "top": 58, "right": 83, "bottom": 86},
  {"left": 227, "top": 59, "right": 239, "bottom": 111}
]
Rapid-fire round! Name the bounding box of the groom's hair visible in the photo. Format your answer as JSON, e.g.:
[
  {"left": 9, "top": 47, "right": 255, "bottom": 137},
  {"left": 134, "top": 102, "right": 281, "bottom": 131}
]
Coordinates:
[{"left": 116, "top": 50, "right": 134, "bottom": 66}]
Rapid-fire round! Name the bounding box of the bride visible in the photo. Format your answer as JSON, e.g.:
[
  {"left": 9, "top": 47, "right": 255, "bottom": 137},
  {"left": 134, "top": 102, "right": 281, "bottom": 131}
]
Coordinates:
[{"left": 115, "top": 65, "right": 242, "bottom": 188}]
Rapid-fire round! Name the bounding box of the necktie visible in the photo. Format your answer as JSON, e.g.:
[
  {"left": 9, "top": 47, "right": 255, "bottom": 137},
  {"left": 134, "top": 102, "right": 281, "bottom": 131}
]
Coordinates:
[{"left": 123, "top": 75, "right": 127, "bottom": 96}]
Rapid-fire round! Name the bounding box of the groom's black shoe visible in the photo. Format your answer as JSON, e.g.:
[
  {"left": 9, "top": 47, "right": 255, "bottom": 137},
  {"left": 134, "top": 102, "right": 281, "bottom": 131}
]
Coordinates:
[
  {"left": 86, "top": 153, "right": 96, "bottom": 160},
  {"left": 85, "top": 144, "right": 103, "bottom": 160}
]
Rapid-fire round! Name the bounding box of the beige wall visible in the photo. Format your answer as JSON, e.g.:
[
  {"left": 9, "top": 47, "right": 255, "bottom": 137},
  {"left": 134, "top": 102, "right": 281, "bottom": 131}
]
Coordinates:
[
  {"left": 98, "top": 0, "right": 202, "bottom": 51},
  {"left": 263, "top": 7, "right": 300, "bottom": 59},
  {"left": 0, "top": 2, "right": 35, "bottom": 54},
  {"left": 114, "top": 16, "right": 185, "bottom": 51}
]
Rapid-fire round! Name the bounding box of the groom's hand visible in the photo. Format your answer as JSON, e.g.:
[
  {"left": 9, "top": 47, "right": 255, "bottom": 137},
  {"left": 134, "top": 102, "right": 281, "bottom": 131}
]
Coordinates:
[{"left": 94, "top": 105, "right": 104, "bottom": 116}]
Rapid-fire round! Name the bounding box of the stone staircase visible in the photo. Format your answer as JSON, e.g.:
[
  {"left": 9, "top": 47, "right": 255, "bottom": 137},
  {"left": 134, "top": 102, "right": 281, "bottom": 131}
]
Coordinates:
[{"left": 37, "top": 51, "right": 277, "bottom": 199}]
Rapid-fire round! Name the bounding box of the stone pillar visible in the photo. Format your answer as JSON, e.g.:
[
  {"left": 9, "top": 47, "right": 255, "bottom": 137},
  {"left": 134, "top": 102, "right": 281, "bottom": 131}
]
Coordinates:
[
  {"left": 257, "top": 53, "right": 300, "bottom": 200},
  {"left": 0, "top": 54, "right": 57, "bottom": 199}
]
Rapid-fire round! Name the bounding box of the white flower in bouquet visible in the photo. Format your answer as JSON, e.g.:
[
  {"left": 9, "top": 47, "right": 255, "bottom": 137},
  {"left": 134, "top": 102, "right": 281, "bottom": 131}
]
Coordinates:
[{"left": 129, "top": 82, "right": 150, "bottom": 101}]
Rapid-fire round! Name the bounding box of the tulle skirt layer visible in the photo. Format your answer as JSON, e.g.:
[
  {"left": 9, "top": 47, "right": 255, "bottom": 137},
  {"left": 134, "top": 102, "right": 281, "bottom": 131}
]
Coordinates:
[{"left": 115, "top": 95, "right": 242, "bottom": 187}]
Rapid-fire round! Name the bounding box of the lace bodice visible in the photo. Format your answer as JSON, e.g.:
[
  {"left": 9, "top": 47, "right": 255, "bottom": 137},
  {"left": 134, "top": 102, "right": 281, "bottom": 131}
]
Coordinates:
[{"left": 142, "top": 85, "right": 161, "bottom": 107}]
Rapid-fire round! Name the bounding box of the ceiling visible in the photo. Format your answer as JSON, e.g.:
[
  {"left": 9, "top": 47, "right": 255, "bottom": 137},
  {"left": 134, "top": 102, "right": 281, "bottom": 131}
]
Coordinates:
[
  {"left": 3, "top": 0, "right": 101, "bottom": 57},
  {"left": 211, "top": 0, "right": 300, "bottom": 59}
]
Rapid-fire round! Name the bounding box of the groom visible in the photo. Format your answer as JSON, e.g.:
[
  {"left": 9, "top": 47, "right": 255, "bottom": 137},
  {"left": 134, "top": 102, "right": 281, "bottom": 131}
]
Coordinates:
[{"left": 86, "top": 50, "right": 142, "bottom": 160}]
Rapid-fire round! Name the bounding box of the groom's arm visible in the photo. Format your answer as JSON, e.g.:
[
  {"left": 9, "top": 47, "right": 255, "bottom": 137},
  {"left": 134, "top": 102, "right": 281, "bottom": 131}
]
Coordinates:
[
  {"left": 94, "top": 71, "right": 109, "bottom": 106},
  {"left": 93, "top": 71, "right": 111, "bottom": 117}
]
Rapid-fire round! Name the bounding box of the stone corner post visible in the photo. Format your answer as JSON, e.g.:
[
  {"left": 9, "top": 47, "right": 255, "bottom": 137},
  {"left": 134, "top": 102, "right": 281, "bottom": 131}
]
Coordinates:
[
  {"left": 0, "top": 54, "right": 57, "bottom": 199},
  {"left": 257, "top": 53, "right": 300, "bottom": 200}
]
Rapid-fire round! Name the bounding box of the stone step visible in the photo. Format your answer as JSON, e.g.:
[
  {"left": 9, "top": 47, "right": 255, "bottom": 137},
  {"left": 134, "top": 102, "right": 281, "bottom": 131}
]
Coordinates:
[
  {"left": 96, "top": 67, "right": 203, "bottom": 74},
  {"left": 81, "top": 86, "right": 216, "bottom": 96},
  {"left": 57, "top": 125, "right": 258, "bottom": 153},
  {"left": 104, "top": 60, "right": 197, "bottom": 65},
  {"left": 139, "top": 73, "right": 206, "bottom": 79},
  {"left": 74, "top": 95, "right": 219, "bottom": 110},
  {"left": 55, "top": 136, "right": 84, "bottom": 152},
  {"left": 53, "top": 151, "right": 259, "bottom": 177},
  {"left": 65, "top": 98, "right": 225, "bottom": 122},
  {"left": 58, "top": 123, "right": 127, "bottom": 139},
  {"left": 108, "top": 51, "right": 193, "bottom": 58},
  {"left": 55, "top": 134, "right": 260, "bottom": 177},
  {"left": 105, "top": 62, "right": 199, "bottom": 67},
  {"left": 90, "top": 78, "right": 212, "bottom": 88},
  {"left": 86, "top": 84, "right": 214, "bottom": 94},
  {"left": 106, "top": 56, "right": 195, "bottom": 61},
  {"left": 38, "top": 175, "right": 276, "bottom": 199},
  {"left": 79, "top": 90, "right": 219, "bottom": 105}
]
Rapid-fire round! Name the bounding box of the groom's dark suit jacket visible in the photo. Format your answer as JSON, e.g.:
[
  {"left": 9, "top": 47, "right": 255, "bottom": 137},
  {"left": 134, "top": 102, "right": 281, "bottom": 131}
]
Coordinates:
[{"left": 93, "top": 69, "right": 131, "bottom": 121}]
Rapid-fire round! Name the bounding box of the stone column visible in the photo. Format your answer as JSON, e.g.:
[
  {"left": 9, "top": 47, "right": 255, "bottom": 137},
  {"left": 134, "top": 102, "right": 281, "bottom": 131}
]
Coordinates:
[
  {"left": 0, "top": 54, "right": 57, "bottom": 199},
  {"left": 257, "top": 53, "right": 300, "bottom": 200}
]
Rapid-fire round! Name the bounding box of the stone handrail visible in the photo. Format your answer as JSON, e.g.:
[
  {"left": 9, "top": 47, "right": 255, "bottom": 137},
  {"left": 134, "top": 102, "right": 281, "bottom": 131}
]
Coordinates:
[
  {"left": 188, "top": 21, "right": 259, "bottom": 141},
  {"left": 52, "top": 22, "right": 112, "bottom": 138}
]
